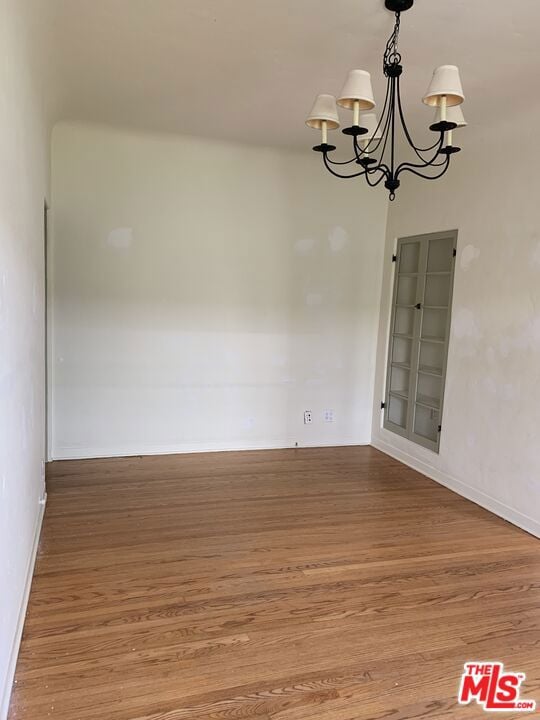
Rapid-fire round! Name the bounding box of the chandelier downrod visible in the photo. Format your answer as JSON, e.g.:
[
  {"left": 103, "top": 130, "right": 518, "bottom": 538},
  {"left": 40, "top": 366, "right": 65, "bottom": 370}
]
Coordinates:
[{"left": 305, "top": 0, "right": 466, "bottom": 200}]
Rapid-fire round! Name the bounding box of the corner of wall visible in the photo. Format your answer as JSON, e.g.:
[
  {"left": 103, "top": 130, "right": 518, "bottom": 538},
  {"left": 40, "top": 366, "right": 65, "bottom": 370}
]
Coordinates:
[{"left": 372, "top": 436, "right": 540, "bottom": 539}]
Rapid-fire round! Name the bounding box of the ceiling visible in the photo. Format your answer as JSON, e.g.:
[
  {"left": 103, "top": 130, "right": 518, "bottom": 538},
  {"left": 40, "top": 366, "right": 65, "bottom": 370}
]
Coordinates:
[{"left": 47, "top": 0, "right": 539, "bottom": 150}]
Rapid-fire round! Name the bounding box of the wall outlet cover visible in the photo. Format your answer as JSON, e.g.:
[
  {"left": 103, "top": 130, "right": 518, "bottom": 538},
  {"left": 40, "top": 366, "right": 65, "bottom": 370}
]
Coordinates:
[{"left": 304, "top": 411, "right": 313, "bottom": 425}]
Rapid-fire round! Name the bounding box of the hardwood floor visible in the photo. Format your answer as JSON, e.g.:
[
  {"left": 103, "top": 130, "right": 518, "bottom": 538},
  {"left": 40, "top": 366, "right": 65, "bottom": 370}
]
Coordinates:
[{"left": 9, "top": 446, "right": 539, "bottom": 720}]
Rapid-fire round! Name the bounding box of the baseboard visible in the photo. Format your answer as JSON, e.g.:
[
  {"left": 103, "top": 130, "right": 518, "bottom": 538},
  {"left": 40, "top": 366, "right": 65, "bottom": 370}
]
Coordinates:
[
  {"left": 51, "top": 439, "right": 370, "bottom": 461},
  {"left": 1, "top": 495, "right": 47, "bottom": 720},
  {"left": 371, "top": 437, "right": 540, "bottom": 539}
]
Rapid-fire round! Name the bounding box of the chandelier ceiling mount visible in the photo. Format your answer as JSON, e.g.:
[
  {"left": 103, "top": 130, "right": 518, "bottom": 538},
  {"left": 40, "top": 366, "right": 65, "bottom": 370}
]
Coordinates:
[{"left": 385, "top": 0, "right": 414, "bottom": 13}]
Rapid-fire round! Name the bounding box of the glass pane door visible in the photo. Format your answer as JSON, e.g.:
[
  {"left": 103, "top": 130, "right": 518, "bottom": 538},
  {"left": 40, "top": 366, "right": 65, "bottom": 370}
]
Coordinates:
[
  {"left": 384, "top": 238, "right": 422, "bottom": 438},
  {"left": 411, "top": 233, "right": 455, "bottom": 450},
  {"left": 384, "top": 231, "right": 457, "bottom": 452}
]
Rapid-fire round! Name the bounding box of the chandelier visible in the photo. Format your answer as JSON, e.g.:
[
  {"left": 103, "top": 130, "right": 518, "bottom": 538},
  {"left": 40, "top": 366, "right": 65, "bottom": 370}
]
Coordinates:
[{"left": 305, "top": 0, "right": 466, "bottom": 201}]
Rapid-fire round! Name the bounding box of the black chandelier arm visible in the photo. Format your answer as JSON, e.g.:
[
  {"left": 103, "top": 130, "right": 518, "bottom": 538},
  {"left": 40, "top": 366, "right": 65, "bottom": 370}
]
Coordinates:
[
  {"left": 395, "top": 76, "right": 445, "bottom": 157},
  {"left": 352, "top": 91, "right": 393, "bottom": 160},
  {"left": 396, "top": 132, "right": 444, "bottom": 173},
  {"left": 352, "top": 96, "right": 394, "bottom": 166},
  {"left": 395, "top": 157, "right": 448, "bottom": 178},
  {"left": 377, "top": 107, "right": 394, "bottom": 165},
  {"left": 399, "top": 152, "right": 448, "bottom": 171},
  {"left": 365, "top": 159, "right": 391, "bottom": 178},
  {"left": 322, "top": 151, "right": 390, "bottom": 182},
  {"left": 357, "top": 76, "right": 393, "bottom": 156},
  {"left": 322, "top": 153, "right": 368, "bottom": 179},
  {"left": 325, "top": 154, "right": 365, "bottom": 166},
  {"left": 352, "top": 136, "right": 366, "bottom": 163},
  {"left": 396, "top": 153, "right": 451, "bottom": 182},
  {"left": 364, "top": 166, "right": 389, "bottom": 188}
]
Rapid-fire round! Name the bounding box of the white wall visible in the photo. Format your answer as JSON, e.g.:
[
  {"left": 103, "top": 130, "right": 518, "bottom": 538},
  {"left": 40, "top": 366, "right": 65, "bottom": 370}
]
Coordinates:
[
  {"left": 0, "top": 1, "right": 52, "bottom": 716},
  {"left": 51, "top": 123, "right": 388, "bottom": 459},
  {"left": 372, "top": 121, "right": 540, "bottom": 538}
]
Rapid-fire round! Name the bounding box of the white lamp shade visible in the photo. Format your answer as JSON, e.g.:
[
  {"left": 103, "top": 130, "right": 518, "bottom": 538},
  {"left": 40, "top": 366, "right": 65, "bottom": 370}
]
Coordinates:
[
  {"left": 306, "top": 94, "right": 340, "bottom": 130},
  {"left": 338, "top": 70, "right": 375, "bottom": 111},
  {"left": 434, "top": 104, "right": 467, "bottom": 128},
  {"left": 360, "top": 112, "right": 383, "bottom": 140},
  {"left": 423, "top": 65, "right": 465, "bottom": 107}
]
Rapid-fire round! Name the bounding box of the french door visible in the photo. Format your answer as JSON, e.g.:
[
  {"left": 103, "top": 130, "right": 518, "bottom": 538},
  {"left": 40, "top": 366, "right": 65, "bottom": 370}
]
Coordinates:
[{"left": 384, "top": 230, "right": 457, "bottom": 452}]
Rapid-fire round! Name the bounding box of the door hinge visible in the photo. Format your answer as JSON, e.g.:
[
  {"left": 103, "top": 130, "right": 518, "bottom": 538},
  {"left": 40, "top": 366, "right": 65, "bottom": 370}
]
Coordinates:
[
  {"left": 438, "top": 424, "right": 442, "bottom": 433},
  {"left": 381, "top": 402, "right": 386, "bottom": 410},
  {"left": 392, "top": 254, "right": 397, "bottom": 263},
  {"left": 452, "top": 248, "right": 457, "bottom": 257}
]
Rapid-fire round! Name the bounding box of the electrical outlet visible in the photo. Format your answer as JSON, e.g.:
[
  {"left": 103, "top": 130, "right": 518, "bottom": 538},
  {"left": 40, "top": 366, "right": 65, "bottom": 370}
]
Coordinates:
[
  {"left": 304, "top": 411, "right": 313, "bottom": 425},
  {"left": 323, "top": 409, "right": 335, "bottom": 423}
]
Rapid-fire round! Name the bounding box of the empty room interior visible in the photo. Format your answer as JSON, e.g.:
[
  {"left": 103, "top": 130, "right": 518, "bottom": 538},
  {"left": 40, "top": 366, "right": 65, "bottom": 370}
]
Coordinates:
[{"left": 2, "top": 0, "right": 540, "bottom": 718}]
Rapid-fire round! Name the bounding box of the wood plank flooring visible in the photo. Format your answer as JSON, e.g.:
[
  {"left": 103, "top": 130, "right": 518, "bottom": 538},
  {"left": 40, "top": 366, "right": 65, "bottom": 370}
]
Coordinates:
[{"left": 9, "top": 446, "right": 540, "bottom": 720}]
